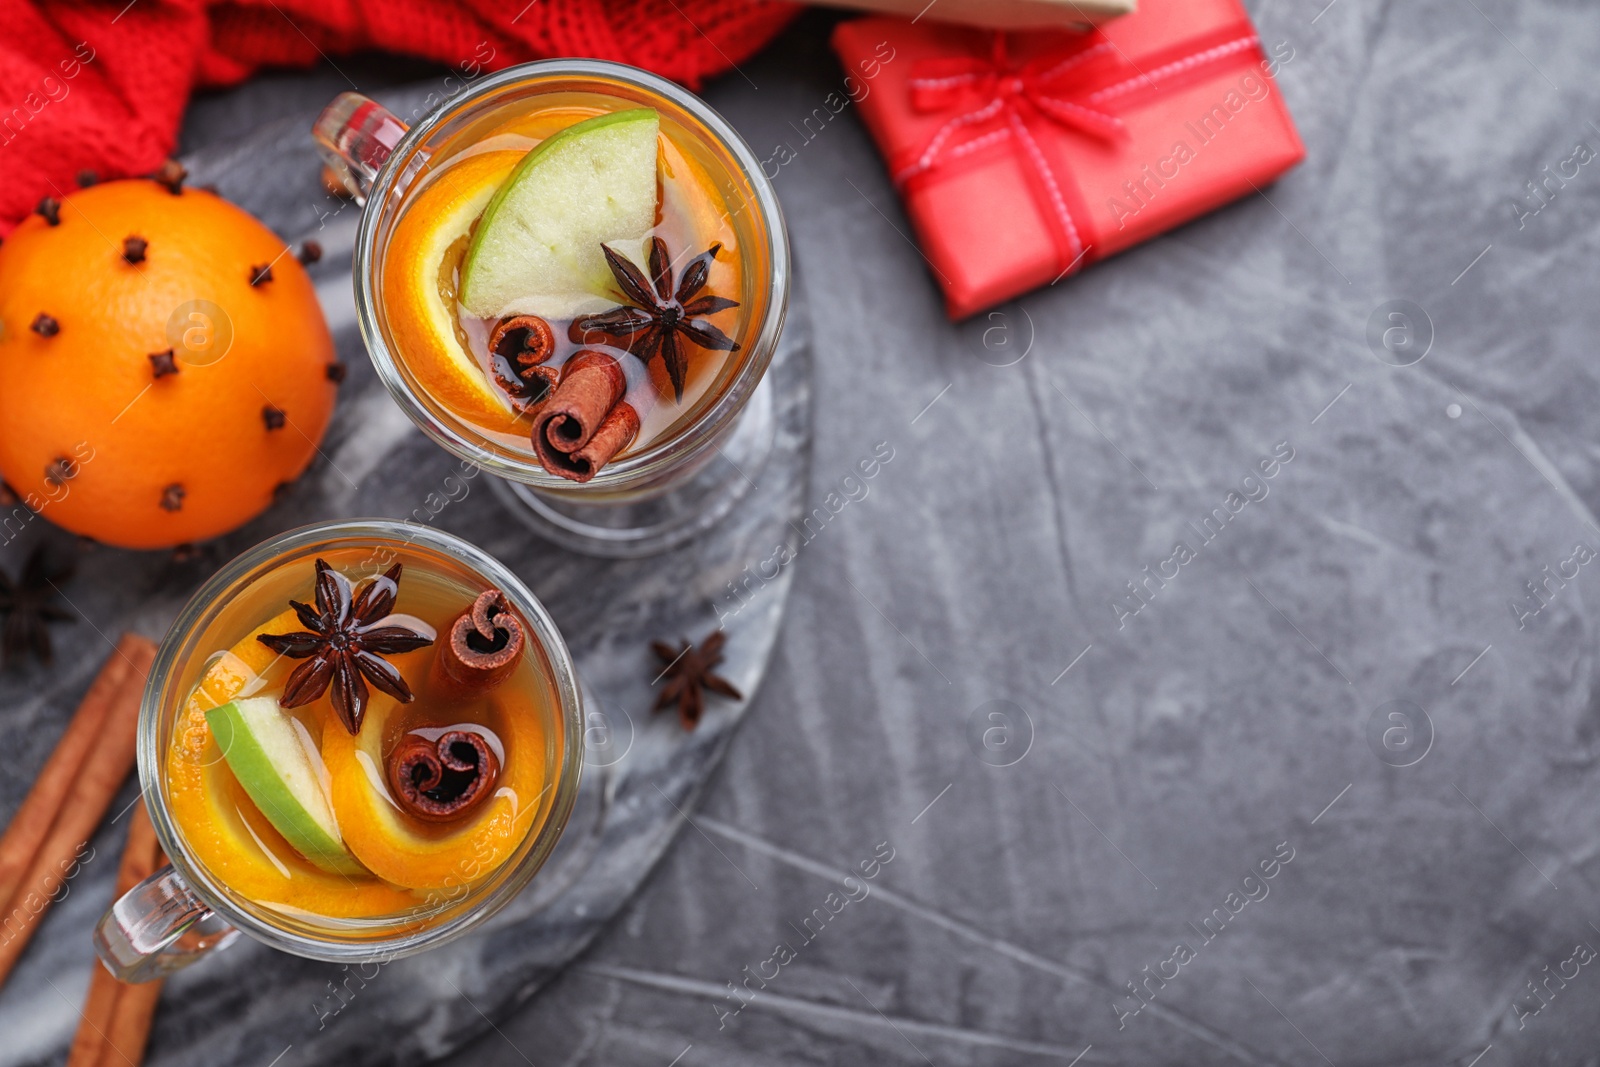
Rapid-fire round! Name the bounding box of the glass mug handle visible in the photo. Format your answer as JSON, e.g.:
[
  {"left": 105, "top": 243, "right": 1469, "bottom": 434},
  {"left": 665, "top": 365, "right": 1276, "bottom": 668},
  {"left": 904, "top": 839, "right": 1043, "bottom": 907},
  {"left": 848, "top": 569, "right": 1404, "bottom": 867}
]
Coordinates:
[
  {"left": 93, "top": 864, "right": 242, "bottom": 982},
  {"left": 312, "top": 92, "right": 409, "bottom": 204}
]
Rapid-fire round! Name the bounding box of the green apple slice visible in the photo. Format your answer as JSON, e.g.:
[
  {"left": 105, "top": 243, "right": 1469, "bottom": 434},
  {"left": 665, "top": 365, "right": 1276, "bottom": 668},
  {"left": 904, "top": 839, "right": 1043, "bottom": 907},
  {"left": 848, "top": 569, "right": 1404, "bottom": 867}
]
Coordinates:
[
  {"left": 206, "top": 697, "right": 366, "bottom": 876},
  {"left": 459, "top": 108, "right": 660, "bottom": 319}
]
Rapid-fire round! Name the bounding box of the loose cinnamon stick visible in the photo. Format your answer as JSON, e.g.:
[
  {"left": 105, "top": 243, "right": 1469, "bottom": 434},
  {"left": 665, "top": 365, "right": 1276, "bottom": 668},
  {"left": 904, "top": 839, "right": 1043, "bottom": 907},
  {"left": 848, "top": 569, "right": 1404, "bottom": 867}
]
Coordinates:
[
  {"left": 534, "top": 350, "right": 627, "bottom": 458},
  {"left": 0, "top": 639, "right": 137, "bottom": 916},
  {"left": 101, "top": 981, "right": 165, "bottom": 1067},
  {"left": 67, "top": 955, "right": 124, "bottom": 1067},
  {"left": 67, "top": 804, "right": 165, "bottom": 1067},
  {"left": 0, "top": 634, "right": 155, "bottom": 989},
  {"left": 431, "top": 590, "right": 525, "bottom": 696}
]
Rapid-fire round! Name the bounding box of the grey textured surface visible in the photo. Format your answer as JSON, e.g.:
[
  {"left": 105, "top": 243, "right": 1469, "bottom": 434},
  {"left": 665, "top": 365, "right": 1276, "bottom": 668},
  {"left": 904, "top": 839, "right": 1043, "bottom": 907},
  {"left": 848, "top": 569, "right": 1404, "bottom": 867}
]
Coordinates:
[{"left": 11, "top": 0, "right": 1600, "bottom": 1063}]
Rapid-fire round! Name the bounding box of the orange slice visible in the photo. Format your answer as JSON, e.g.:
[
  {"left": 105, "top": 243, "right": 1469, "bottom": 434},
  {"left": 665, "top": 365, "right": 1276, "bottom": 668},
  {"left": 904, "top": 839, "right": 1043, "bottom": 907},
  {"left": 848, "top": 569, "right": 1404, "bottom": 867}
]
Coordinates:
[
  {"left": 382, "top": 150, "right": 527, "bottom": 431},
  {"left": 322, "top": 680, "right": 553, "bottom": 893},
  {"left": 165, "top": 610, "right": 419, "bottom": 918}
]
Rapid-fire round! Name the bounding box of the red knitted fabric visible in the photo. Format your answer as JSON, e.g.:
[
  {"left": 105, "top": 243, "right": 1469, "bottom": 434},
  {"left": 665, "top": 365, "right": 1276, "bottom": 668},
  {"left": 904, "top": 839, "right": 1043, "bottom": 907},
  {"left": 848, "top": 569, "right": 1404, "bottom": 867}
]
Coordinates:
[{"left": 0, "top": 0, "right": 798, "bottom": 232}]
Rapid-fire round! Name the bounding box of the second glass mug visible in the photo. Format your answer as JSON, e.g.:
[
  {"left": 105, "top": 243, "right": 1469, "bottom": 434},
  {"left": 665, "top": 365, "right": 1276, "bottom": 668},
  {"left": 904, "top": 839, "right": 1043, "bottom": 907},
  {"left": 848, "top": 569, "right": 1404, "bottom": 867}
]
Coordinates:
[
  {"left": 314, "top": 61, "right": 791, "bottom": 557},
  {"left": 93, "top": 520, "right": 585, "bottom": 980}
]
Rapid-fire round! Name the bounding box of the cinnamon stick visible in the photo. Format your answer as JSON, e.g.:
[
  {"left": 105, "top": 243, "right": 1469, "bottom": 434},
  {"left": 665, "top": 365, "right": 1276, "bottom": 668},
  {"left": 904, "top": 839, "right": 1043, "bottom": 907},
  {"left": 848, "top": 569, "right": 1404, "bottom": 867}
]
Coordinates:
[
  {"left": 0, "top": 639, "right": 136, "bottom": 915},
  {"left": 489, "top": 315, "right": 560, "bottom": 409},
  {"left": 67, "top": 954, "right": 123, "bottom": 1067},
  {"left": 0, "top": 634, "right": 155, "bottom": 989},
  {"left": 388, "top": 730, "right": 499, "bottom": 822},
  {"left": 101, "top": 981, "right": 165, "bottom": 1067},
  {"left": 431, "top": 590, "right": 525, "bottom": 697},
  {"left": 518, "top": 364, "right": 561, "bottom": 397},
  {"left": 538, "top": 401, "right": 640, "bottom": 483},
  {"left": 534, "top": 350, "right": 627, "bottom": 458},
  {"left": 488, "top": 315, "right": 556, "bottom": 367},
  {"left": 67, "top": 804, "right": 165, "bottom": 1067}
]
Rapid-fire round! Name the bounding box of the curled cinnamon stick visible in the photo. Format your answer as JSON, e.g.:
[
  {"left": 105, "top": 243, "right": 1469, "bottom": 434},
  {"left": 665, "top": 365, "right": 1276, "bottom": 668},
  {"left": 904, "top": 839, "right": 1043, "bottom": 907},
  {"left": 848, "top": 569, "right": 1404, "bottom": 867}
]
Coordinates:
[
  {"left": 536, "top": 401, "right": 640, "bottom": 483},
  {"left": 0, "top": 634, "right": 155, "bottom": 990},
  {"left": 388, "top": 730, "right": 499, "bottom": 822},
  {"left": 489, "top": 315, "right": 560, "bottom": 409},
  {"left": 535, "top": 350, "right": 627, "bottom": 455},
  {"left": 523, "top": 364, "right": 562, "bottom": 392},
  {"left": 432, "top": 590, "right": 525, "bottom": 697},
  {"left": 67, "top": 804, "right": 165, "bottom": 1066},
  {"left": 489, "top": 315, "right": 556, "bottom": 367}
]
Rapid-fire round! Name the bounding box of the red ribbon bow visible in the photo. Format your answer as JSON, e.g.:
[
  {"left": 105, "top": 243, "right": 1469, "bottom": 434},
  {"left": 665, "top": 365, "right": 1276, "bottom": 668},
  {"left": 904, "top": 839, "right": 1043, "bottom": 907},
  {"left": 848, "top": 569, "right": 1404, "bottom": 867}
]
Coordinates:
[
  {"left": 905, "top": 33, "right": 1128, "bottom": 157},
  {"left": 898, "top": 30, "right": 1262, "bottom": 279}
]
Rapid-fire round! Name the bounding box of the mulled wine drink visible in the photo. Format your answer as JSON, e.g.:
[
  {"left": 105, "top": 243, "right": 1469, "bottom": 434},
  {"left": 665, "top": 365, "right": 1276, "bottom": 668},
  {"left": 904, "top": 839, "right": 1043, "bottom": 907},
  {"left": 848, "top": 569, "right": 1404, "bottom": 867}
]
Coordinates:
[
  {"left": 149, "top": 524, "right": 581, "bottom": 951},
  {"left": 374, "top": 84, "right": 772, "bottom": 484}
]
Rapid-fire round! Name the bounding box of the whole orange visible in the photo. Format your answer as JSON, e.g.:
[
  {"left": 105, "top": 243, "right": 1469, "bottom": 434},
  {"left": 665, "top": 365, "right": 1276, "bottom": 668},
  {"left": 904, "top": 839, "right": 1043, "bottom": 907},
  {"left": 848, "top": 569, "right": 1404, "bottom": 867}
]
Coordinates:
[{"left": 0, "top": 175, "right": 339, "bottom": 549}]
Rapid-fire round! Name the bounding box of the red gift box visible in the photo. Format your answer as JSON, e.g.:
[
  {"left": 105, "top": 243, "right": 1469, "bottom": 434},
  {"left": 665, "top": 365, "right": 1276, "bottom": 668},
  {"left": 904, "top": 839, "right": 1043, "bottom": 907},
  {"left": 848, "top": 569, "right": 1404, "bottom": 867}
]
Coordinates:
[{"left": 832, "top": 0, "right": 1305, "bottom": 319}]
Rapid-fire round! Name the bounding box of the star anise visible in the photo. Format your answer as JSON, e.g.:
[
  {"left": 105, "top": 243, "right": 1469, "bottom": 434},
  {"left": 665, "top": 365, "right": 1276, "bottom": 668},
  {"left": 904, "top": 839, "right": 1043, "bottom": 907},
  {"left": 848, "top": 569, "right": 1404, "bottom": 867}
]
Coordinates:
[
  {"left": 650, "top": 630, "right": 742, "bottom": 730},
  {"left": 571, "top": 238, "right": 740, "bottom": 402},
  {"left": 257, "top": 560, "right": 434, "bottom": 734},
  {"left": 0, "top": 544, "right": 75, "bottom": 667}
]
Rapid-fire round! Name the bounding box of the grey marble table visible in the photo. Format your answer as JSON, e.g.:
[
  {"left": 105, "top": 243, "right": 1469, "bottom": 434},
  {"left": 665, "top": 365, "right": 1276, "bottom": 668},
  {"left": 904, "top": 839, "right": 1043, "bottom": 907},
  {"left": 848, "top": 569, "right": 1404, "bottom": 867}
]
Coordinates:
[{"left": 34, "top": 0, "right": 1600, "bottom": 1063}]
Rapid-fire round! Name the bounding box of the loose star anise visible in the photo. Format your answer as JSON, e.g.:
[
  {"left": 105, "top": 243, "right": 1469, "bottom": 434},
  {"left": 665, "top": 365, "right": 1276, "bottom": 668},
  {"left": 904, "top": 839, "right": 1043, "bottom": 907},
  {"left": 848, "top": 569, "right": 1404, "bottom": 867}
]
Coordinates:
[
  {"left": 570, "top": 238, "right": 740, "bottom": 402},
  {"left": 257, "top": 560, "right": 434, "bottom": 734},
  {"left": 650, "top": 629, "right": 742, "bottom": 730},
  {"left": 0, "top": 544, "right": 75, "bottom": 667}
]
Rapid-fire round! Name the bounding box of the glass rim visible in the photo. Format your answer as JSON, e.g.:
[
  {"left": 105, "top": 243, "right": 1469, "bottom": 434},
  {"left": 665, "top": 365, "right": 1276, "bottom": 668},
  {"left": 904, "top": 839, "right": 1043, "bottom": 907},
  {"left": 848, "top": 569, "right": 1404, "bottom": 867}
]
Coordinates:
[
  {"left": 137, "top": 518, "right": 587, "bottom": 962},
  {"left": 353, "top": 58, "right": 791, "bottom": 490}
]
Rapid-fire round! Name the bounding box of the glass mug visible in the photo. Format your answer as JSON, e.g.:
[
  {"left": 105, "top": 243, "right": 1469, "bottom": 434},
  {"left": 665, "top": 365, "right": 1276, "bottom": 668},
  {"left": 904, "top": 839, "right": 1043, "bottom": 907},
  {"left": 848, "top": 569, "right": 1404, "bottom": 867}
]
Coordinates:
[
  {"left": 94, "top": 520, "right": 584, "bottom": 981},
  {"left": 313, "top": 61, "right": 791, "bottom": 557}
]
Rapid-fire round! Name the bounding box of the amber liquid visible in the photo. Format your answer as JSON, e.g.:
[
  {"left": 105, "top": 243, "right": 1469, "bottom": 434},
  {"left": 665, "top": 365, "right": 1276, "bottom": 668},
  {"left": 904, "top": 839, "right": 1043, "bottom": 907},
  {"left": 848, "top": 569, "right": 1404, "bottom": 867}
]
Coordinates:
[
  {"left": 382, "top": 89, "right": 763, "bottom": 464},
  {"left": 163, "top": 546, "right": 562, "bottom": 932}
]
